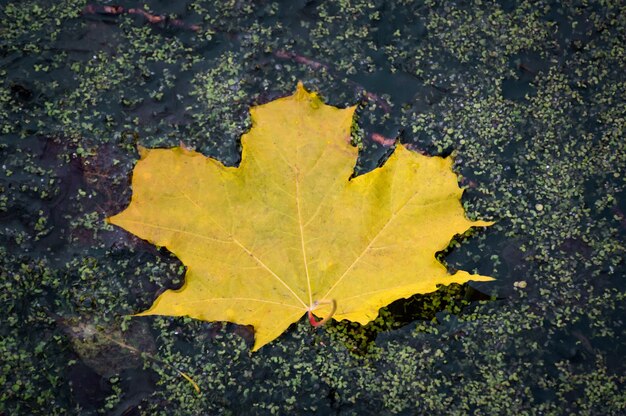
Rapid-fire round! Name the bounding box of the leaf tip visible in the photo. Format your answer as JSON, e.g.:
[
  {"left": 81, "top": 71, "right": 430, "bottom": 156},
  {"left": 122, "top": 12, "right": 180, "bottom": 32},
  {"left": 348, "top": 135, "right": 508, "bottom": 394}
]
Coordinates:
[
  {"left": 470, "top": 274, "right": 496, "bottom": 282},
  {"left": 132, "top": 309, "right": 152, "bottom": 317},
  {"left": 137, "top": 145, "right": 149, "bottom": 159},
  {"left": 472, "top": 220, "right": 495, "bottom": 228},
  {"left": 105, "top": 213, "right": 122, "bottom": 226},
  {"left": 450, "top": 270, "right": 495, "bottom": 284},
  {"left": 294, "top": 81, "right": 322, "bottom": 106},
  {"left": 178, "top": 141, "right": 196, "bottom": 153}
]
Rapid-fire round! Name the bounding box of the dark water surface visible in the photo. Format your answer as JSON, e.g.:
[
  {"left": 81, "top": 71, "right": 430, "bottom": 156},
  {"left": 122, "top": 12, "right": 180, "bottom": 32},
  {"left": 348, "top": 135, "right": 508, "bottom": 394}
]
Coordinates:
[{"left": 1, "top": 1, "right": 624, "bottom": 414}]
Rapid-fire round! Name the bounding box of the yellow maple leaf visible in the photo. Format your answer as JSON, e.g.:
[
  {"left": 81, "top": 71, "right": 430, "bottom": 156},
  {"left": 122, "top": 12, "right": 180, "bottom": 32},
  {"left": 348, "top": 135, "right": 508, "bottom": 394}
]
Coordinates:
[{"left": 108, "top": 83, "right": 494, "bottom": 351}]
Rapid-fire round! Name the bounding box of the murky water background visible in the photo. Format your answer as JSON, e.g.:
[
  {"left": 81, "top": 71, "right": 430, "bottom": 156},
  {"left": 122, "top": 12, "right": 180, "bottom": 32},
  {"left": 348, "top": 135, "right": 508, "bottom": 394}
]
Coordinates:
[{"left": 1, "top": 1, "right": 624, "bottom": 414}]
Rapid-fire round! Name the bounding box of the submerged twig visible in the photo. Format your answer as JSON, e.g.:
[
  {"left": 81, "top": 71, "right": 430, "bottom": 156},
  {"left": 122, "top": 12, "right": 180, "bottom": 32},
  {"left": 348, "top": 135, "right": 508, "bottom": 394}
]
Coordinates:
[
  {"left": 82, "top": 4, "right": 201, "bottom": 32},
  {"left": 49, "top": 312, "right": 201, "bottom": 394}
]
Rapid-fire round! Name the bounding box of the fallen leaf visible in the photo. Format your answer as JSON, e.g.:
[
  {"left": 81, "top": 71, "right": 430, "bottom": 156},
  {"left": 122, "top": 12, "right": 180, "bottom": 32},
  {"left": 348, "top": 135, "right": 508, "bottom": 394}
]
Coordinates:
[{"left": 108, "top": 83, "right": 494, "bottom": 351}]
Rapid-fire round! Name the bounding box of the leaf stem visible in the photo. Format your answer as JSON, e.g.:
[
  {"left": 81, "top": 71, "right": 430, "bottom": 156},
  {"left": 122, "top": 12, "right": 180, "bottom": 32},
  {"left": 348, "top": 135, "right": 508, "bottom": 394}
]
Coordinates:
[{"left": 307, "top": 299, "right": 337, "bottom": 327}]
